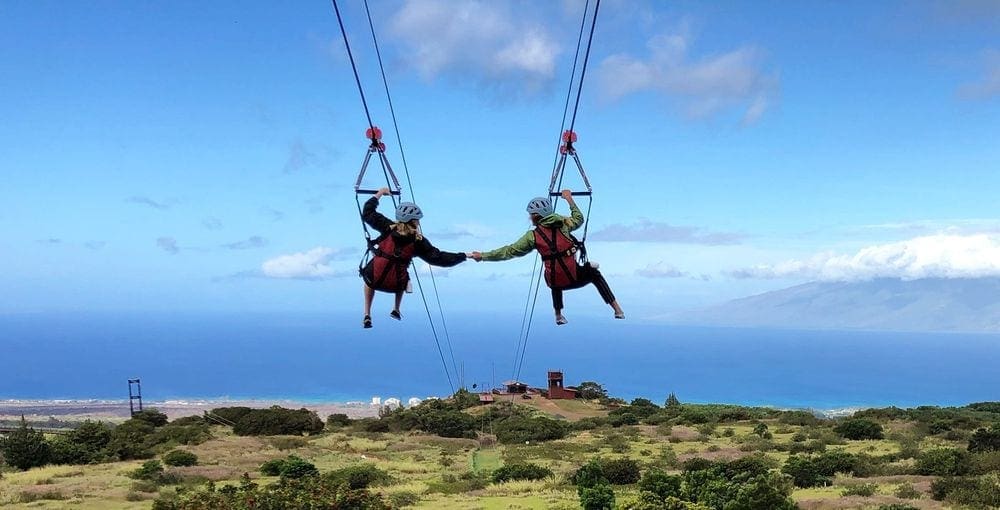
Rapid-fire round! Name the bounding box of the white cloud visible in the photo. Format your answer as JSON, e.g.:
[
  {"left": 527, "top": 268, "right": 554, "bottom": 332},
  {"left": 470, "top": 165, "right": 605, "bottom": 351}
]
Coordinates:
[
  {"left": 959, "top": 49, "right": 1000, "bottom": 100},
  {"left": 597, "top": 30, "right": 778, "bottom": 122},
  {"left": 590, "top": 219, "right": 744, "bottom": 245},
  {"left": 731, "top": 234, "right": 1000, "bottom": 281},
  {"left": 388, "top": 0, "right": 560, "bottom": 96},
  {"left": 261, "top": 247, "right": 356, "bottom": 280},
  {"left": 635, "top": 262, "right": 687, "bottom": 279}
]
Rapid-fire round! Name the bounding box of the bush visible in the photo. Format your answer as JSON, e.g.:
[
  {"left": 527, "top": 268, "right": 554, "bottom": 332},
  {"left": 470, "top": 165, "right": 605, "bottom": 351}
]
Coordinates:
[
  {"left": 494, "top": 416, "right": 567, "bottom": 444},
  {"left": 491, "top": 462, "right": 553, "bottom": 483},
  {"left": 916, "top": 448, "right": 971, "bottom": 476},
  {"left": 327, "top": 413, "right": 352, "bottom": 428},
  {"left": 48, "top": 436, "right": 95, "bottom": 465},
  {"left": 129, "top": 460, "right": 165, "bottom": 481},
  {"left": 930, "top": 473, "right": 1000, "bottom": 507},
  {"left": 893, "top": 483, "right": 922, "bottom": 499},
  {"left": 131, "top": 409, "right": 169, "bottom": 428},
  {"left": 149, "top": 422, "right": 212, "bottom": 446},
  {"left": 601, "top": 458, "right": 641, "bottom": 485},
  {"left": 638, "top": 469, "right": 682, "bottom": 500},
  {"left": 841, "top": 482, "right": 878, "bottom": 497},
  {"left": 421, "top": 410, "right": 478, "bottom": 439},
  {"left": 231, "top": 407, "right": 325, "bottom": 436},
  {"left": 573, "top": 459, "right": 608, "bottom": 488},
  {"left": 259, "top": 458, "right": 285, "bottom": 476},
  {"left": 579, "top": 483, "right": 615, "bottom": 510},
  {"left": 388, "top": 491, "right": 419, "bottom": 507},
  {"left": 835, "top": 418, "right": 884, "bottom": 440},
  {"left": 326, "top": 464, "right": 392, "bottom": 489},
  {"left": 152, "top": 472, "right": 389, "bottom": 510},
  {"left": 106, "top": 419, "right": 156, "bottom": 460},
  {"left": 878, "top": 505, "right": 920, "bottom": 510},
  {"left": 162, "top": 449, "right": 198, "bottom": 467},
  {"left": 609, "top": 412, "right": 639, "bottom": 427},
  {"left": 0, "top": 419, "right": 51, "bottom": 470},
  {"left": 425, "top": 471, "right": 488, "bottom": 494},
  {"left": 280, "top": 456, "right": 318, "bottom": 479},
  {"left": 968, "top": 426, "right": 1000, "bottom": 453}
]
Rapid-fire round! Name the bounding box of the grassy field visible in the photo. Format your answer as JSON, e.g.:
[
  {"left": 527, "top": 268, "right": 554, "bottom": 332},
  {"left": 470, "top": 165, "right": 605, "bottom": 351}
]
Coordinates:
[{"left": 0, "top": 399, "right": 976, "bottom": 509}]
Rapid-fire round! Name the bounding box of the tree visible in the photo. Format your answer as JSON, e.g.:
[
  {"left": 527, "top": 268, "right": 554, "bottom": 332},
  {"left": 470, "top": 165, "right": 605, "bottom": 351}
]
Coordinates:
[
  {"left": 0, "top": 417, "right": 51, "bottom": 470},
  {"left": 665, "top": 393, "right": 681, "bottom": 408},
  {"left": 601, "top": 458, "right": 641, "bottom": 485},
  {"left": 577, "top": 381, "right": 608, "bottom": 400},
  {"left": 106, "top": 419, "right": 156, "bottom": 460},
  {"left": 327, "top": 413, "right": 352, "bottom": 428},
  {"left": 916, "top": 448, "right": 971, "bottom": 476},
  {"left": 968, "top": 426, "right": 1000, "bottom": 453},
  {"left": 579, "top": 483, "right": 615, "bottom": 510},
  {"left": 162, "top": 449, "right": 198, "bottom": 467},
  {"left": 638, "top": 469, "right": 682, "bottom": 501},
  {"left": 834, "top": 418, "right": 884, "bottom": 440},
  {"left": 131, "top": 409, "right": 169, "bottom": 428}
]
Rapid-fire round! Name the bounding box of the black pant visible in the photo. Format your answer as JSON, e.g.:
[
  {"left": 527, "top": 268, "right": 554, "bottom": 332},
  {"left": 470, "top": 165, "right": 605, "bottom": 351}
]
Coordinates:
[{"left": 551, "top": 263, "right": 616, "bottom": 311}]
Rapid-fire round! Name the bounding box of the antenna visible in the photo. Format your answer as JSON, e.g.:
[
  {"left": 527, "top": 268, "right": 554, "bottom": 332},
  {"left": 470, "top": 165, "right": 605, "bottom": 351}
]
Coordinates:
[{"left": 128, "top": 378, "right": 143, "bottom": 416}]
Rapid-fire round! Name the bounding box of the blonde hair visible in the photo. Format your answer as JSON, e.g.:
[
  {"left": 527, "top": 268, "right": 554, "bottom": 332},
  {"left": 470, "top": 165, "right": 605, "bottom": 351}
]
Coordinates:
[{"left": 392, "top": 221, "right": 423, "bottom": 240}]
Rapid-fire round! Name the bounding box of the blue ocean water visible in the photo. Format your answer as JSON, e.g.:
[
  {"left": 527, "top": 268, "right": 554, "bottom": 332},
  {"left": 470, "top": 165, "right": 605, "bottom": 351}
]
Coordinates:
[{"left": 1, "top": 312, "right": 998, "bottom": 410}]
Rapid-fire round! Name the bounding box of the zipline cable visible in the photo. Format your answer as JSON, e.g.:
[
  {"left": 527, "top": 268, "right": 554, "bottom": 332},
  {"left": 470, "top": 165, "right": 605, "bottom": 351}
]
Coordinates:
[
  {"left": 512, "top": 0, "right": 601, "bottom": 385},
  {"left": 361, "top": 0, "right": 462, "bottom": 388},
  {"left": 332, "top": 0, "right": 455, "bottom": 393}
]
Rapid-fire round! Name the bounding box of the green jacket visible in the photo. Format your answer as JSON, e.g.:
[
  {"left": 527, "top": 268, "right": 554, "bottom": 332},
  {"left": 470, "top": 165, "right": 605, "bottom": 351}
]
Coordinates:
[{"left": 481, "top": 202, "right": 584, "bottom": 261}]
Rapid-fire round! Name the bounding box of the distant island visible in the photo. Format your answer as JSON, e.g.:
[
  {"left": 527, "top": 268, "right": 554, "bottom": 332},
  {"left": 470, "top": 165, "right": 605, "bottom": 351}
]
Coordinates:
[{"left": 677, "top": 277, "right": 1000, "bottom": 333}]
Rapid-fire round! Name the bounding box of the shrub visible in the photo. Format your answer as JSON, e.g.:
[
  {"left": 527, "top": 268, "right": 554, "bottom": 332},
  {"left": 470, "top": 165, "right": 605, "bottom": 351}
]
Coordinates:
[
  {"left": 421, "top": 410, "right": 478, "bottom": 438},
  {"left": 0, "top": 418, "right": 51, "bottom": 470},
  {"left": 893, "top": 483, "right": 922, "bottom": 499},
  {"left": 609, "top": 412, "right": 639, "bottom": 427},
  {"left": 326, "top": 464, "right": 391, "bottom": 489},
  {"left": 388, "top": 491, "right": 419, "bottom": 507},
  {"left": 494, "top": 416, "right": 567, "bottom": 444},
  {"left": 930, "top": 473, "right": 1000, "bottom": 507},
  {"left": 835, "top": 418, "right": 884, "bottom": 440},
  {"left": 573, "top": 459, "right": 608, "bottom": 488},
  {"left": 268, "top": 437, "right": 308, "bottom": 450},
  {"left": 327, "top": 413, "right": 352, "bottom": 428},
  {"left": 152, "top": 471, "right": 389, "bottom": 509},
  {"left": 916, "top": 448, "right": 971, "bottom": 476},
  {"left": 425, "top": 471, "right": 488, "bottom": 494},
  {"left": 491, "top": 462, "right": 553, "bottom": 483},
  {"left": 48, "top": 436, "right": 95, "bottom": 465},
  {"left": 132, "top": 480, "right": 160, "bottom": 493},
  {"left": 638, "top": 469, "right": 682, "bottom": 500},
  {"left": 968, "top": 426, "right": 1000, "bottom": 453},
  {"left": 106, "top": 419, "right": 156, "bottom": 460},
  {"left": 878, "top": 505, "right": 920, "bottom": 510},
  {"left": 279, "top": 456, "right": 318, "bottom": 479},
  {"left": 149, "top": 422, "right": 212, "bottom": 446},
  {"left": 162, "top": 449, "right": 198, "bottom": 467},
  {"left": 131, "top": 409, "right": 169, "bottom": 428},
  {"left": 231, "top": 407, "right": 325, "bottom": 436},
  {"left": 841, "top": 482, "right": 878, "bottom": 497},
  {"left": 259, "top": 458, "right": 285, "bottom": 476},
  {"left": 579, "top": 483, "right": 615, "bottom": 510},
  {"left": 129, "top": 460, "right": 165, "bottom": 481},
  {"left": 602, "top": 458, "right": 641, "bottom": 485}
]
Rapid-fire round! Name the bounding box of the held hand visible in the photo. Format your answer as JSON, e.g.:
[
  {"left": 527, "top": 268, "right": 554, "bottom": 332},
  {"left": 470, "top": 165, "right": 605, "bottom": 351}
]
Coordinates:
[
  {"left": 470, "top": 251, "right": 483, "bottom": 262},
  {"left": 560, "top": 189, "right": 573, "bottom": 201},
  {"left": 375, "top": 187, "right": 391, "bottom": 198}
]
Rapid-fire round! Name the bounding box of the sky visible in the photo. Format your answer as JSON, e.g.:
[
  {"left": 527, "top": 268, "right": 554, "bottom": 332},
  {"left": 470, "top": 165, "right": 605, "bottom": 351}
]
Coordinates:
[{"left": 1, "top": 0, "right": 999, "bottom": 320}]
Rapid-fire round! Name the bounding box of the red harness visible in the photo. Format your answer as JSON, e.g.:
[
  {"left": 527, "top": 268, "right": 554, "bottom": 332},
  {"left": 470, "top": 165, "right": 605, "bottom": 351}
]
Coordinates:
[
  {"left": 534, "top": 226, "right": 580, "bottom": 290},
  {"left": 369, "top": 233, "right": 416, "bottom": 292}
]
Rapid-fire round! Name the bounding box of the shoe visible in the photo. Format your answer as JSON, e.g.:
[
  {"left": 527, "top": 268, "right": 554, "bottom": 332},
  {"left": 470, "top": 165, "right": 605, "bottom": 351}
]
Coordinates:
[
  {"left": 589, "top": 261, "right": 600, "bottom": 270},
  {"left": 556, "top": 315, "right": 568, "bottom": 325},
  {"left": 390, "top": 310, "right": 402, "bottom": 321},
  {"left": 363, "top": 315, "right": 372, "bottom": 329},
  {"left": 614, "top": 312, "right": 625, "bottom": 320}
]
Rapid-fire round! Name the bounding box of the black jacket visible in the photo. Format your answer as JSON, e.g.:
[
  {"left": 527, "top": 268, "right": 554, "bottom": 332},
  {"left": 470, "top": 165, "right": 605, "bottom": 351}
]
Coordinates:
[{"left": 362, "top": 197, "right": 466, "bottom": 267}]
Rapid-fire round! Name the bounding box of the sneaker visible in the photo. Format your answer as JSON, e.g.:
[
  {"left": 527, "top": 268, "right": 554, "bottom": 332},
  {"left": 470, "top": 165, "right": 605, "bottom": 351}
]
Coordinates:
[
  {"left": 390, "top": 310, "right": 402, "bottom": 321},
  {"left": 589, "top": 261, "right": 600, "bottom": 270},
  {"left": 363, "top": 315, "right": 372, "bottom": 329},
  {"left": 614, "top": 312, "right": 625, "bottom": 320},
  {"left": 556, "top": 315, "right": 568, "bottom": 325}
]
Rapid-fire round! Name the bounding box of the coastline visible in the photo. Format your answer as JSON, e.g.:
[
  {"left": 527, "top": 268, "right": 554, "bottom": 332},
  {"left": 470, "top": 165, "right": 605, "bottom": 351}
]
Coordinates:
[{"left": 0, "top": 398, "right": 381, "bottom": 422}]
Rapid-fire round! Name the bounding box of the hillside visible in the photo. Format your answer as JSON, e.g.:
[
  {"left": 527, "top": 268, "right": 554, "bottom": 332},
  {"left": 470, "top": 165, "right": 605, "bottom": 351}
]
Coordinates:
[{"left": 679, "top": 278, "right": 1000, "bottom": 333}]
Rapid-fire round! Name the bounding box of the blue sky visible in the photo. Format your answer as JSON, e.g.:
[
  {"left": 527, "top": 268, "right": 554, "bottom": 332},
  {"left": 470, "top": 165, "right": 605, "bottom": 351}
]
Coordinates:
[{"left": 1, "top": 0, "right": 999, "bottom": 319}]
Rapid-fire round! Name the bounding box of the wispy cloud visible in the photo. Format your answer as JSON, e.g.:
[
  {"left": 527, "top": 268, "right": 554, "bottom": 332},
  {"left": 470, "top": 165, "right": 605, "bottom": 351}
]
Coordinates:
[
  {"left": 428, "top": 223, "right": 497, "bottom": 240},
  {"left": 590, "top": 219, "right": 744, "bottom": 245},
  {"left": 36, "top": 238, "right": 61, "bottom": 245},
  {"left": 222, "top": 236, "right": 267, "bottom": 250},
  {"left": 261, "top": 247, "right": 358, "bottom": 280},
  {"left": 730, "top": 234, "right": 1000, "bottom": 281},
  {"left": 597, "top": 28, "right": 778, "bottom": 123},
  {"left": 387, "top": 0, "right": 561, "bottom": 98},
  {"left": 126, "top": 196, "right": 173, "bottom": 210},
  {"left": 635, "top": 262, "right": 687, "bottom": 278},
  {"left": 156, "top": 237, "right": 180, "bottom": 255},
  {"left": 84, "top": 241, "right": 106, "bottom": 250},
  {"left": 260, "top": 207, "right": 285, "bottom": 222},
  {"left": 959, "top": 49, "right": 1000, "bottom": 100},
  {"left": 202, "top": 217, "right": 224, "bottom": 230},
  {"left": 284, "top": 138, "right": 316, "bottom": 173}
]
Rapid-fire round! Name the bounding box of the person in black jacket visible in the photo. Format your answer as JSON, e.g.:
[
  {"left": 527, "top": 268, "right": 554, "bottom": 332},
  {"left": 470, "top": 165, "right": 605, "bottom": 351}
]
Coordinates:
[{"left": 360, "top": 187, "right": 467, "bottom": 328}]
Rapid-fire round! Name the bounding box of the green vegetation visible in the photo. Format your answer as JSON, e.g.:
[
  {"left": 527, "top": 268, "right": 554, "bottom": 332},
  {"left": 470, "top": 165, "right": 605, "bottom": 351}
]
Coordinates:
[{"left": 3, "top": 392, "right": 1000, "bottom": 509}]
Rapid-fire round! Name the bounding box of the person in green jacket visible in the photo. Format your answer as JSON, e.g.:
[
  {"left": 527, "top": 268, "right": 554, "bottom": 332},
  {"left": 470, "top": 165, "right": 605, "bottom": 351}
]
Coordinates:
[{"left": 471, "top": 189, "right": 624, "bottom": 325}]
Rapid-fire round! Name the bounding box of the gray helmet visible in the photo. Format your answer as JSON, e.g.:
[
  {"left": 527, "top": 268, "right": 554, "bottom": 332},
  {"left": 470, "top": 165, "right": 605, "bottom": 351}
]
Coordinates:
[
  {"left": 526, "top": 197, "right": 553, "bottom": 216},
  {"left": 395, "top": 202, "right": 423, "bottom": 222}
]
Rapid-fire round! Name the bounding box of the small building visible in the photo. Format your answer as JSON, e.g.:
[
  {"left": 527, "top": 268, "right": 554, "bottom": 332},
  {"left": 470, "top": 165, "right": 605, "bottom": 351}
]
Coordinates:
[
  {"left": 478, "top": 393, "right": 494, "bottom": 405},
  {"left": 547, "top": 371, "right": 578, "bottom": 400},
  {"left": 503, "top": 380, "right": 529, "bottom": 394}
]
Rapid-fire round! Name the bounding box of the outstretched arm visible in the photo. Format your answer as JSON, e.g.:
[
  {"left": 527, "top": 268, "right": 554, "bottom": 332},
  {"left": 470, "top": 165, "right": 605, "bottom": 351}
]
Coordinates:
[
  {"left": 415, "top": 238, "right": 467, "bottom": 267},
  {"left": 476, "top": 231, "right": 536, "bottom": 261},
  {"left": 361, "top": 187, "right": 395, "bottom": 234}
]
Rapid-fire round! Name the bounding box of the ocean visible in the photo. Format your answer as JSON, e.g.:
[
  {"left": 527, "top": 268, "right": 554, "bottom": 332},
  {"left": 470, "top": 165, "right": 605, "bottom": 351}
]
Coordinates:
[{"left": 2, "top": 311, "right": 999, "bottom": 411}]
